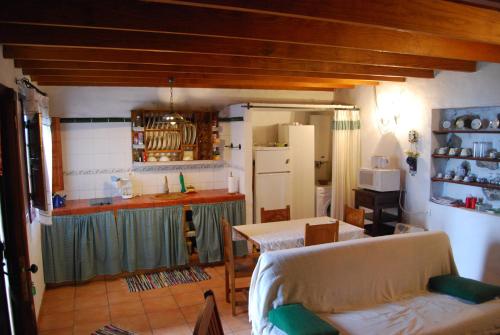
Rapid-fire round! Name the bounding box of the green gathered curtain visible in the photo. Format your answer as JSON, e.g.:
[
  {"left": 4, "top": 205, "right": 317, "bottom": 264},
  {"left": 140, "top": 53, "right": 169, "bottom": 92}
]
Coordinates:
[
  {"left": 116, "top": 206, "right": 188, "bottom": 272},
  {"left": 191, "top": 200, "right": 247, "bottom": 263},
  {"left": 42, "top": 211, "right": 121, "bottom": 284}
]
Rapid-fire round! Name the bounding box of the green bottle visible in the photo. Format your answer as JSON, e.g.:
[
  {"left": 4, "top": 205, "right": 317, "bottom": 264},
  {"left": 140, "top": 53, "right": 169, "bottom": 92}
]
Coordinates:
[{"left": 179, "top": 172, "right": 186, "bottom": 193}]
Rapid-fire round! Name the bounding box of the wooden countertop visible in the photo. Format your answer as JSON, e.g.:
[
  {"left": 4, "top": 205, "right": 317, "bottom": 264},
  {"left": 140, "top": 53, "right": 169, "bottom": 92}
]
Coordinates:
[{"left": 53, "top": 189, "right": 245, "bottom": 216}]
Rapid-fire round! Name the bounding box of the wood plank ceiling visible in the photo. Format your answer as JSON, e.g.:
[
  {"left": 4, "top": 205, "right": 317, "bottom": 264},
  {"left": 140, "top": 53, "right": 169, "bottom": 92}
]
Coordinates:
[{"left": 1, "top": 0, "right": 499, "bottom": 91}]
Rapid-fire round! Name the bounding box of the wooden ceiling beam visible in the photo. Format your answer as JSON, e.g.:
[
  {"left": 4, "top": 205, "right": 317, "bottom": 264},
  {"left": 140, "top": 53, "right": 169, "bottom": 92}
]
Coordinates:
[
  {"left": 32, "top": 77, "right": 355, "bottom": 90},
  {"left": 0, "top": 2, "right": 497, "bottom": 64},
  {"left": 21, "top": 68, "right": 384, "bottom": 85},
  {"left": 152, "top": 0, "right": 500, "bottom": 45},
  {"left": 4, "top": 45, "right": 473, "bottom": 74},
  {"left": 18, "top": 60, "right": 406, "bottom": 82},
  {"left": 29, "top": 74, "right": 376, "bottom": 87},
  {"left": 4, "top": 46, "right": 434, "bottom": 78}
]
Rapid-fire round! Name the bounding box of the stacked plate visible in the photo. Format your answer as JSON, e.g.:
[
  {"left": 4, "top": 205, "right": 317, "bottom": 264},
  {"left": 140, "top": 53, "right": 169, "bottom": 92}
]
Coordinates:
[
  {"left": 145, "top": 131, "right": 182, "bottom": 150},
  {"left": 182, "top": 124, "right": 197, "bottom": 145}
]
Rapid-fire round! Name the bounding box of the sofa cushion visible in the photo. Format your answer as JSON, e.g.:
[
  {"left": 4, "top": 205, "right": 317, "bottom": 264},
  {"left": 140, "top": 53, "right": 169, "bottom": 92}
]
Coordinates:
[
  {"left": 269, "top": 304, "right": 339, "bottom": 335},
  {"left": 429, "top": 274, "right": 500, "bottom": 304}
]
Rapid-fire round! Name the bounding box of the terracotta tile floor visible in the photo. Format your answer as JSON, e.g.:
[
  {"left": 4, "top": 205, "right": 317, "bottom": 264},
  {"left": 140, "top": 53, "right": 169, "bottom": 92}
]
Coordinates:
[{"left": 38, "top": 266, "right": 252, "bottom": 335}]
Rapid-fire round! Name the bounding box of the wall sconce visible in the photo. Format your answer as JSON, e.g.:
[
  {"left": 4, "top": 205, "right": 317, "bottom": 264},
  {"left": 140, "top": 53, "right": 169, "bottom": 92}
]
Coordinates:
[{"left": 374, "top": 86, "right": 401, "bottom": 134}]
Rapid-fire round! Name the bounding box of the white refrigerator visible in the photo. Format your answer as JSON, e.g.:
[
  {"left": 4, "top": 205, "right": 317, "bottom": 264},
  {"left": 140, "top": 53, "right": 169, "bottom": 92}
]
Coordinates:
[{"left": 254, "top": 147, "right": 292, "bottom": 224}]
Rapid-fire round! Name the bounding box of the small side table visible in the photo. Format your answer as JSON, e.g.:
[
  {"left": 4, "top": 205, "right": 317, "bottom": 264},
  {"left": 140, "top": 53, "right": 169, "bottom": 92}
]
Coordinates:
[{"left": 353, "top": 188, "right": 404, "bottom": 236}]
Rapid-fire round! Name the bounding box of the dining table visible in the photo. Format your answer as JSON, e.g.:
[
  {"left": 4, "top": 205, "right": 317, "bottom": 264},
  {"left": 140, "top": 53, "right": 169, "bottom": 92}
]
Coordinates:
[{"left": 232, "top": 216, "right": 365, "bottom": 253}]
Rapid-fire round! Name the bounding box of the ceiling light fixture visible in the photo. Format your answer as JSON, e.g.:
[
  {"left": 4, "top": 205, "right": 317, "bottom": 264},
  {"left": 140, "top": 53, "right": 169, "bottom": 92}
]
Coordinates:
[{"left": 163, "top": 77, "right": 186, "bottom": 124}]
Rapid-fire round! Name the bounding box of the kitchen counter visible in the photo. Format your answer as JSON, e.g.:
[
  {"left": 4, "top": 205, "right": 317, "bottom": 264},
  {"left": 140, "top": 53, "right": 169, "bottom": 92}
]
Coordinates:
[{"left": 53, "top": 189, "right": 245, "bottom": 216}]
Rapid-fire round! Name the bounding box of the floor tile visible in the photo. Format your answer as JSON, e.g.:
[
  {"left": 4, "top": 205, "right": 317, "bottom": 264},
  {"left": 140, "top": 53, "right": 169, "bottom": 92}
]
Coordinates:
[
  {"left": 105, "top": 278, "right": 130, "bottom": 293},
  {"left": 75, "top": 294, "right": 108, "bottom": 310},
  {"left": 74, "top": 305, "right": 110, "bottom": 325},
  {"left": 198, "top": 277, "right": 225, "bottom": 290},
  {"left": 112, "top": 314, "right": 152, "bottom": 334},
  {"left": 174, "top": 291, "right": 206, "bottom": 307},
  {"left": 147, "top": 309, "right": 185, "bottom": 329},
  {"left": 40, "top": 297, "right": 75, "bottom": 315},
  {"left": 43, "top": 286, "right": 75, "bottom": 301},
  {"left": 38, "top": 311, "right": 74, "bottom": 331},
  {"left": 152, "top": 323, "right": 192, "bottom": 335},
  {"left": 180, "top": 303, "right": 203, "bottom": 323},
  {"left": 109, "top": 300, "right": 145, "bottom": 319},
  {"left": 73, "top": 321, "right": 110, "bottom": 335},
  {"left": 107, "top": 290, "right": 141, "bottom": 305},
  {"left": 139, "top": 287, "right": 172, "bottom": 300},
  {"left": 169, "top": 282, "right": 203, "bottom": 295},
  {"left": 75, "top": 281, "right": 107, "bottom": 298},
  {"left": 203, "top": 267, "right": 222, "bottom": 279},
  {"left": 141, "top": 295, "right": 178, "bottom": 313},
  {"left": 39, "top": 327, "right": 73, "bottom": 335}
]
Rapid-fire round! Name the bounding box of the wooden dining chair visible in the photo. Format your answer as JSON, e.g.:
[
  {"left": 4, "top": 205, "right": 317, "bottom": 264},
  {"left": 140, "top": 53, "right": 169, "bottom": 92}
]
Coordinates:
[
  {"left": 222, "top": 218, "right": 259, "bottom": 316},
  {"left": 304, "top": 221, "right": 339, "bottom": 246},
  {"left": 260, "top": 205, "right": 291, "bottom": 223},
  {"left": 344, "top": 205, "right": 365, "bottom": 228},
  {"left": 193, "top": 290, "right": 224, "bottom": 335}
]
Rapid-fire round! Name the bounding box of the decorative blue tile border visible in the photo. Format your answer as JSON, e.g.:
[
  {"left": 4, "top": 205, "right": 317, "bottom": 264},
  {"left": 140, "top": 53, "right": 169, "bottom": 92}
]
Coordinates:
[{"left": 63, "top": 161, "right": 227, "bottom": 176}]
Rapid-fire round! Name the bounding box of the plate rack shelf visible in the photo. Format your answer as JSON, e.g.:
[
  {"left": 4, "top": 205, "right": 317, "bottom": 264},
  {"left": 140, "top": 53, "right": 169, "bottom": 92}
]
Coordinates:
[
  {"left": 131, "top": 109, "right": 218, "bottom": 163},
  {"left": 430, "top": 106, "right": 500, "bottom": 212}
]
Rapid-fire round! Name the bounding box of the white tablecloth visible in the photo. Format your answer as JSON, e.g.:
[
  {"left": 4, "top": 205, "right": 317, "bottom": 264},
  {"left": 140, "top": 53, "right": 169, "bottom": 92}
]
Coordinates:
[{"left": 233, "top": 216, "right": 364, "bottom": 252}]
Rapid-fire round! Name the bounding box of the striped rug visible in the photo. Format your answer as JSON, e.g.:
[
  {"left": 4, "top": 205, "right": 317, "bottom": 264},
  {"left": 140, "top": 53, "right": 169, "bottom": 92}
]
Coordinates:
[
  {"left": 93, "top": 324, "right": 136, "bottom": 335},
  {"left": 123, "top": 266, "right": 211, "bottom": 292}
]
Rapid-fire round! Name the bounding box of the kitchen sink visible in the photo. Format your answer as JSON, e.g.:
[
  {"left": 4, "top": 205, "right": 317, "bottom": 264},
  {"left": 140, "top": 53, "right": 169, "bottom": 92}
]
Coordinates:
[{"left": 153, "top": 193, "right": 188, "bottom": 200}]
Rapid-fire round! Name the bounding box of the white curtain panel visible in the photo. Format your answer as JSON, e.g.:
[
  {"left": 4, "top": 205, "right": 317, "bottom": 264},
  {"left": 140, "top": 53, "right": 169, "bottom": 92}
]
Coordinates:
[{"left": 331, "top": 109, "right": 361, "bottom": 220}]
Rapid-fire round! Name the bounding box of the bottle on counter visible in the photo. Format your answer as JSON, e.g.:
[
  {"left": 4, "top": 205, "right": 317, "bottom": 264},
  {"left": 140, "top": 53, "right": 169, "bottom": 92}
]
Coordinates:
[
  {"left": 179, "top": 172, "right": 187, "bottom": 193},
  {"left": 164, "top": 176, "right": 170, "bottom": 194}
]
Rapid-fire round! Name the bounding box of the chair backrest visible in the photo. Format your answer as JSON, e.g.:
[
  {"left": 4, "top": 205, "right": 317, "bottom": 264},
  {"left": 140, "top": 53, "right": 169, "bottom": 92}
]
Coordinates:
[
  {"left": 344, "top": 205, "right": 365, "bottom": 228},
  {"left": 260, "top": 205, "right": 290, "bottom": 223},
  {"left": 222, "top": 218, "right": 234, "bottom": 272},
  {"left": 193, "top": 290, "right": 224, "bottom": 335},
  {"left": 304, "top": 221, "right": 339, "bottom": 246}
]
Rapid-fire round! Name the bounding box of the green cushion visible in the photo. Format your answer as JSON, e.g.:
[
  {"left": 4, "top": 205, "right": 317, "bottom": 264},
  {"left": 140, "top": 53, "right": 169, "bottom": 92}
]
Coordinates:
[
  {"left": 428, "top": 274, "right": 500, "bottom": 304},
  {"left": 268, "top": 304, "right": 339, "bottom": 335}
]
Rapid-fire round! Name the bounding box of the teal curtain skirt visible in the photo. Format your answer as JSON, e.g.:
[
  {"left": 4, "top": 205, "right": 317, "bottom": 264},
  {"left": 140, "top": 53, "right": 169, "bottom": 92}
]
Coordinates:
[
  {"left": 116, "top": 206, "right": 188, "bottom": 272},
  {"left": 42, "top": 211, "right": 121, "bottom": 284},
  {"left": 191, "top": 200, "right": 247, "bottom": 263}
]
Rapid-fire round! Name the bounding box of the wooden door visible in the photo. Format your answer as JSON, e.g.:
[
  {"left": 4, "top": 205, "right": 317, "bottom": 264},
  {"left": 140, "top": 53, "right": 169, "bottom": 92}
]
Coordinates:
[{"left": 0, "top": 84, "right": 38, "bottom": 334}]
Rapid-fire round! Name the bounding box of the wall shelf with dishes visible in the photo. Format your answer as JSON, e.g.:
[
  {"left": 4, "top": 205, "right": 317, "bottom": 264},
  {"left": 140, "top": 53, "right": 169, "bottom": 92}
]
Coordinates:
[
  {"left": 131, "top": 109, "right": 219, "bottom": 164},
  {"left": 430, "top": 106, "right": 500, "bottom": 215}
]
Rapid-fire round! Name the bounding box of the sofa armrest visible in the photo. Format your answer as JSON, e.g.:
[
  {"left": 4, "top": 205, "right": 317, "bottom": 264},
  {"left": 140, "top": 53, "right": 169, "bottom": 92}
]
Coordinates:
[
  {"left": 428, "top": 274, "right": 500, "bottom": 304},
  {"left": 268, "top": 304, "right": 339, "bottom": 335}
]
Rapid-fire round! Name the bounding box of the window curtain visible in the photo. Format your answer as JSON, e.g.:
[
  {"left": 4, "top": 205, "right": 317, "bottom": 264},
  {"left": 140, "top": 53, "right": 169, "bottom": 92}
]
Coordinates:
[{"left": 331, "top": 109, "right": 361, "bottom": 219}]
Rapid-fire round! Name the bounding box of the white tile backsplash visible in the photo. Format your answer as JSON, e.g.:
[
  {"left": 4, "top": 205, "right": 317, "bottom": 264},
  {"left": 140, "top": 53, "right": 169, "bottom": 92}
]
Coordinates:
[{"left": 61, "top": 122, "right": 230, "bottom": 199}]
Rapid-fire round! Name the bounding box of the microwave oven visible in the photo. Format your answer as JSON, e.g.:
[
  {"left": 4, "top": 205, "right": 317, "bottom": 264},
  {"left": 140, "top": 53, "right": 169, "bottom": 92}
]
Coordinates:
[{"left": 358, "top": 168, "right": 400, "bottom": 192}]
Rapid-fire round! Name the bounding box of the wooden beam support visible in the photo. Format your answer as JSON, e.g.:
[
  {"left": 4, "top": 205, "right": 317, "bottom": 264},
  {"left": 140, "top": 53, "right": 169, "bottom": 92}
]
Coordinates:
[
  {"left": 0, "top": 1, "right": 498, "bottom": 62},
  {"left": 4, "top": 44, "right": 472, "bottom": 74},
  {"left": 22, "top": 68, "right": 381, "bottom": 85},
  {"left": 32, "top": 77, "right": 355, "bottom": 90},
  {"left": 4, "top": 46, "right": 434, "bottom": 78},
  {"left": 18, "top": 60, "right": 406, "bottom": 82},
  {"left": 154, "top": 0, "right": 500, "bottom": 45},
  {"left": 29, "top": 74, "right": 375, "bottom": 87}
]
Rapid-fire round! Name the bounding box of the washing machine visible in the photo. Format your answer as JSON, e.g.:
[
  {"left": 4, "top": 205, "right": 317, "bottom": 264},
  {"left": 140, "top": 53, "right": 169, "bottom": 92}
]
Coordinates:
[{"left": 316, "top": 185, "right": 332, "bottom": 217}]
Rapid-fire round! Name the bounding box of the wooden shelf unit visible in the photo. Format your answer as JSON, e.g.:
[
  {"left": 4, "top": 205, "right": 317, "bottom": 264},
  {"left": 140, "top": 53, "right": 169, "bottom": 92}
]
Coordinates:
[
  {"left": 431, "top": 154, "right": 499, "bottom": 163},
  {"left": 131, "top": 109, "right": 218, "bottom": 162},
  {"left": 431, "top": 177, "right": 500, "bottom": 190}
]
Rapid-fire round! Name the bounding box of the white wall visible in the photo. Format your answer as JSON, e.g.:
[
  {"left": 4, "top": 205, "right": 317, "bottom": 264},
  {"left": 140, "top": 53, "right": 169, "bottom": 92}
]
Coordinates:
[
  {"left": 0, "top": 48, "right": 45, "bottom": 317},
  {"left": 335, "top": 62, "right": 500, "bottom": 284}
]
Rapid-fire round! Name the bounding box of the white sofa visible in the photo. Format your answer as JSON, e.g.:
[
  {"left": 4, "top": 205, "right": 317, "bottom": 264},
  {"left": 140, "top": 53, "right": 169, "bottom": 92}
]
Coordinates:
[{"left": 249, "top": 231, "right": 500, "bottom": 335}]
